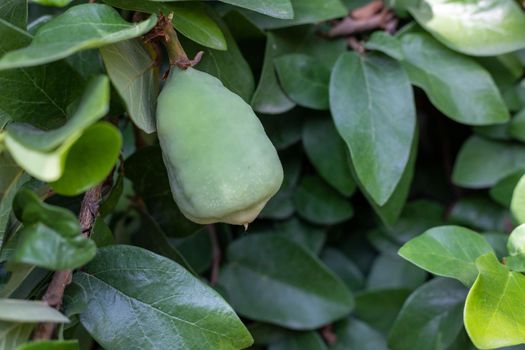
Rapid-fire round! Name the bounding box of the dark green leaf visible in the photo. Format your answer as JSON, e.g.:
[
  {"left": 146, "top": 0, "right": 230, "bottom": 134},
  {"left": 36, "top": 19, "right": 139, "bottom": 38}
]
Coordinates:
[
  {"left": 0, "top": 4, "right": 157, "bottom": 69},
  {"left": 293, "top": 175, "right": 353, "bottom": 225},
  {"left": 401, "top": 32, "right": 509, "bottom": 125},
  {"left": 512, "top": 174, "right": 525, "bottom": 224},
  {"left": 218, "top": 234, "right": 354, "bottom": 329},
  {"left": 510, "top": 109, "right": 525, "bottom": 142},
  {"left": 490, "top": 172, "right": 523, "bottom": 207},
  {"left": 72, "top": 245, "right": 253, "bottom": 350},
  {"left": 268, "top": 331, "right": 326, "bottom": 350},
  {"left": 366, "top": 253, "right": 427, "bottom": 290},
  {"left": 16, "top": 340, "right": 79, "bottom": 350},
  {"left": 388, "top": 278, "right": 467, "bottom": 350},
  {"left": 216, "top": 0, "right": 294, "bottom": 19},
  {"left": 332, "top": 318, "right": 388, "bottom": 350},
  {"left": 0, "top": 0, "right": 27, "bottom": 28},
  {"left": 0, "top": 322, "right": 33, "bottom": 350},
  {"left": 321, "top": 248, "right": 364, "bottom": 291},
  {"left": 399, "top": 225, "right": 494, "bottom": 286},
  {"left": 275, "top": 218, "right": 325, "bottom": 254},
  {"left": 449, "top": 196, "right": 509, "bottom": 232},
  {"left": 330, "top": 52, "right": 415, "bottom": 205},
  {"left": 90, "top": 218, "right": 114, "bottom": 248}
]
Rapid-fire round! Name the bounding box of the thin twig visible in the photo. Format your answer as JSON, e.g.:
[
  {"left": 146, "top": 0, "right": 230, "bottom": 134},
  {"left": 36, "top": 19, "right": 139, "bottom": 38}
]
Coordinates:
[
  {"left": 347, "top": 37, "right": 365, "bottom": 54},
  {"left": 33, "top": 183, "right": 105, "bottom": 340},
  {"left": 351, "top": 0, "right": 383, "bottom": 19},
  {"left": 208, "top": 224, "right": 221, "bottom": 285},
  {"left": 328, "top": 8, "right": 393, "bottom": 37},
  {"left": 321, "top": 324, "right": 337, "bottom": 345}
]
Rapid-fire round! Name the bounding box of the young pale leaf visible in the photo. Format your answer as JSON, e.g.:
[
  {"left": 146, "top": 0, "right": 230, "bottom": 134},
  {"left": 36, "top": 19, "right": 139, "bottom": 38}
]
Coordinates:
[
  {"left": 452, "top": 136, "right": 525, "bottom": 188},
  {"left": 0, "top": 322, "right": 34, "bottom": 350},
  {"left": 333, "top": 318, "right": 388, "bottom": 350},
  {"left": 330, "top": 52, "right": 416, "bottom": 206},
  {"left": 268, "top": 331, "right": 326, "bottom": 350},
  {"left": 275, "top": 54, "right": 330, "bottom": 110},
  {"left": 401, "top": 32, "right": 509, "bottom": 125},
  {"left": 32, "top": 0, "right": 72, "bottom": 7},
  {"left": 0, "top": 0, "right": 27, "bottom": 28},
  {"left": 100, "top": 40, "right": 158, "bottom": 133},
  {"left": 0, "top": 4, "right": 157, "bottom": 70},
  {"left": 293, "top": 175, "right": 353, "bottom": 225},
  {"left": 218, "top": 234, "right": 354, "bottom": 330},
  {"left": 72, "top": 245, "right": 253, "bottom": 350},
  {"left": 512, "top": 175, "right": 525, "bottom": 224},
  {"left": 398, "top": 225, "right": 494, "bottom": 286},
  {"left": 388, "top": 278, "right": 467, "bottom": 350},
  {"left": 465, "top": 253, "right": 525, "bottom": 349},
  {"left": 407, "top": 0, "right": 525, "bottom": 56},
  {"left": 506, "top": 226, "right": 525, "bottom": 272},
  {"left": 16, "top": 340, "right": 79, "bottom": 350},
  {"left": 103, "top": 0, "right": 226, "bottom": 50},
  {"left": 0, "top": 299, "right": 68, "bottom": 323},
  {"left": 302, "top": 117, "right": 355, "bottom": 196}
]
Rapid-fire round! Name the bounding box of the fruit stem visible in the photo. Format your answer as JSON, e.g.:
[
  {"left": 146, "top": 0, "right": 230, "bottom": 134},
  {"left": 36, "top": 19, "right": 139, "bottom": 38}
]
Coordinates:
[{"left": 161, "top": 13, "right": 203, "bottom": 70}]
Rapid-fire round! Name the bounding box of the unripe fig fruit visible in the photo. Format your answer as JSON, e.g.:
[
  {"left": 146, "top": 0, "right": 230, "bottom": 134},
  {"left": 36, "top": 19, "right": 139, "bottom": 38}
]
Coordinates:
[{"left": 156, "top": 68, "right": 284, "bottom": 226}]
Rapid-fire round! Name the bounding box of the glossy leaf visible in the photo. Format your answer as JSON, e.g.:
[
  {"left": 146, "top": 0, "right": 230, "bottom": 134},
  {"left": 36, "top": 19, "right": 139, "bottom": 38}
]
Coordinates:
[
  {"left": 452, "top": 136, "right": 525, "bottom": 188},
  {"left": 72, "top": 245, "right": 253, "bottom": 350},
  {"left": 16, "top": 340, "right": 79, "bottom": 350},
  {"left": 0, "top": 4, "right": 157, "bottom": 69},
  {"left": 399, "top": 225, "right": 494, "bottom": 286},
  {"left": 512, "top": 174, "right": 525, "bottom": 223},
  {"left": 407, "top": 0, "right": 525, "bottom": 56},
  {"left": 465, "top": 253, "right": 525, "bottom": 349},
  {"left": 388, "top": 278, "right": 467, "bottom": 350},
  {"left": 0, "top": 0, "right": 27, "bottom": 28},
  {"left": 0, "top": 299, "right": 68, "bottom": 322},
  {"left": 103, "top": 0, "right": 226, "bottom": 50},
  {"left": 333, "top": 318, "right": 388, "bottom": 350},
  {"left": 302, "top": 117, "right": 355, "bottom": 196},
  {"left": 268, "top": 331, "right": 326, "bottom": 350},
  {"left": 366, "top": 253, "right": 427, "bottom": 291},
  {"left": 217, "top": 0, "right": 294, "bottom": 19},
  {"left": 100, "top": 39, "right": 158, "bottom": 133},
  {"left": 275, "top": 54, "right": 330, "bottom": 110},
  {"left": 218, "top": 234, "right": 354, "bottom": 330},
  {"left": 293, "top": 175, "right": 353, "bottom": 225},
  {"left": 401, "top": 32, "right": 509, "bottom": 125},
  {"left": 330, "top": 52, "right": 415, "bottom": 205}
]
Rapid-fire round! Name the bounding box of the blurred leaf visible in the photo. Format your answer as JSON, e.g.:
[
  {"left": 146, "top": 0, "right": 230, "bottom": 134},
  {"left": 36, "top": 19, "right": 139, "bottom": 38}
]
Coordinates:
[
  {"left": 0, "top": 322, "right": 34, "bottom": 350},
  {"left": 293, "top": 175, "right": 353, "bottom": 225},
  {"left": 16, "top": 340, "right": 79, "bottom": 350},
  {"left": 0, "top": 299, "right": 68, "bottom": 322},
  {"left": 0, "top": 0, "right": 27, "bottom": 28},
  {"left": 401, "top": 32, "right": 509, "bottom": 125},
  {"left": 483, "top": 232, "right": 509, "bottom": 260},
  {"left": 512, "top": 174, "right": 525, "bottom": 224},
  {"left": 100, "top": 39, "right": 159, "bottom": 133},
  {"left": 31, "top": 0, "right": 72, "bottom": 6},
  {"left": 171, "top": 227, "right": 210, "bottom": 274},
  {"left": 330, "top": 52, "right": 415, "bottom": 205},
  {"left": 103, "top": 0, "right": 226, "bottom": 50},
  {"left": 275, "top": 54, "right": 330, "bottom": 110},
  {"left": 399, "top": 225, "right": 494, "bottom": 286},
  {"left": 268, "top": 331, "right": 326, "bottom": 350},
  {"left": 464, "top": 253, "right": 525, "bottom": 349},
  {"left": 333, "top": 318, "right": 388, "bottom": 350},
  {"left": 453, "top": 136, "right": 525, "bottom": 188},
  {"left": 260, "top": 111, "right": 303, "bottom": 150},
  {"left": 506, "top": 224, "right": 525, "bottom": 272},
  {"left": 66, "top": 49, "right": 105, "bottom": 80},
  {"left": 90, "top": 218, "right": 114, "bottom": 248},
  {"left": 218, "top": 234, "right": 354, "bottom": 330},
  {"left": 321, "top": 248, "right": 364, "bottom": 291},
  {"left": 364, "top": 31, "right": 403, "bottom": 60},
  {"left": 302, "top": 117, "right": 355, "bottom": 196},
  {"left": 388, "top": 278, "right": 467, "bottom": 350},
  {"left": 217, "top": 0, "right": 294, "bottom": 19},
  {"left": 449, "top": 196, "right": 509, "bottom": 232},
  {"left": 407, "top": 0, "right": 525, "bottom": 56},
  {"left": 275, "top": 218, "right": 325, "bottom": 254},
  {"left": 366, "top": 253, "right": 427, "bottom": 291},
  {"left": 354, "top": 288, "right": 411, "bottom": 334},
  {"left": 490, "top": 172, "right": 523, "bottom": 207},
  {"left": 510, "top": 109, "right": 525, "bottom": 142},
  {"left": 0, "top": 4, "right": 157, "bottom": 69},
  {"left": 72, "top": 245, "right": 253, "bottom": 349}
]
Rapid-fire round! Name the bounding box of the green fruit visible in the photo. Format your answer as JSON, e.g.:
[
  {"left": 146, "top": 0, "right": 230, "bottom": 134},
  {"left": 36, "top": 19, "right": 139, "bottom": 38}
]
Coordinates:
[{"left": 156, "top": 68, "right": 284, "bottom": 226}]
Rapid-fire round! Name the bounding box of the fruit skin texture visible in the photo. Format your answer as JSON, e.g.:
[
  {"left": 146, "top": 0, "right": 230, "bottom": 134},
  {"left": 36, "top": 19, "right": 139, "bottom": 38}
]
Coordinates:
[{"left": 156, "top": 67, "right": 284, "bottom": 225}]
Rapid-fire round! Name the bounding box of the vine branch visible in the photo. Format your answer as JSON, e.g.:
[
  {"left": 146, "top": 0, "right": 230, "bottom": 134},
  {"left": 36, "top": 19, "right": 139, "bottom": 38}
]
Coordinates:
[
  {"left": 33, "top": 182, "right": 105, "bottom": 340},
  {"left": 208, "top": 224, "right": 221, "bottom": 285}
]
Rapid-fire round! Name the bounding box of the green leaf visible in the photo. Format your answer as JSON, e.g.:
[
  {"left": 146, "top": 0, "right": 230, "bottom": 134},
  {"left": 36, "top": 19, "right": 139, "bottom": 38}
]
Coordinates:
[
  {"left": 407, "top": 0, "right": 525, "bottom": 56},
  {"left": 512, "top": 174, "right": 525, "bottom": 224},
  {"left": 170, "top": 228, "right": 211, "bottom": 274},
  {"left": 16, "top": 340, "right": 79, "bottom": 350},
  {"left": 465, "top": 252, "right": 525, "bottom": 349},
  {"left": 452, "top": 136, "right": 525, "bottom": 188},
  {"left": 400, "top": 32, "right": 509, "bottom": 125},
  {"left": 506, "top": 225, "right": 525, "bottom": 272},
  {"left": 0, "top": 21, "right": 83, "bottom": 129},
  {"left": 330, "top": 52, "right": 416, "bottom": 205},
  {"left": 31, "top": 0, "right": 72, "bottom": 7},
  {"left": 90, "top": 218, "right": 114, "bottom": 248},
  {"left": 100, "top": 39, "right": 158, "bottom": 134},
  {"left": 364, "top": 31, "right": 403, "bottom": 60},
  {"left": 293, "top": 175, "right": 353, "bottom": 225},
  {"left": 0, "top": 4, "right": 157, "bottom": 70},
  {"left": 388, "top": 278, "right": 467, "bottom": 350},
  {"left": 490, "top": 171, "right": 523, "bottom": 207},
  {"left": 103, "top": 0, "right": 226, "bottom": 50},
  {"left": 321, "top": 248, "right": 365, "bottom": 292},
  {"left": 275, "top": 218, "right": 325, "bottom": 254},
  {"left": 0, "top": 299, "right": 68, "bottom": 322},
  {"left": 9, "top": 189, "right": 96, "bottom": 270},
  {"left": 510, "top": 109, "right": 525, "bottom": 142},
  {"left": 268, "top": 331, "right": 326, "bottom": 350},
  {"left": 72, "top": 245, "right": 253, "bottom": 350},
  {"left": 259, "top": 111, "right": 303, "bottom": 150},
  {"left": 332, "top": 318, "right": 388, "bottom": 350},
  {"left": 398, "top": 225, "right": 494, "bottom": 286},
  {"left": 354, "top": 288, "right": 411, "bottom": 334},
  {"left": 0, "top": 0, "right": 27, "bottom": 28},
  {"left": 0, "top": 322, "right": 34, "bottom": 350},
  {"left": 218, "top": 234, "right": 354, "bottom": 330},
  {"left": 216, "top": 0, "right": 294, "bottom": 19},
  {"left": 302, "top": 117, "right": 355, "bottom": 196},
  {"left": 275, "top": 54, "right": 330, "bottom": 110},
  {"left": 366, "top": 253, "right": 427, "bottom": 290},
  {"left": 448, "top": 196, "right": 509, "bottom": 232}
]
